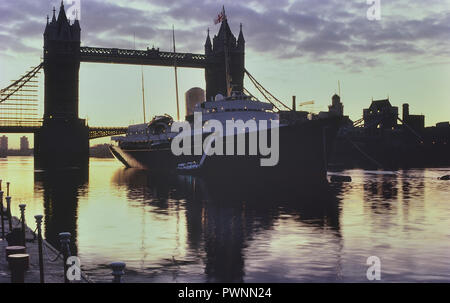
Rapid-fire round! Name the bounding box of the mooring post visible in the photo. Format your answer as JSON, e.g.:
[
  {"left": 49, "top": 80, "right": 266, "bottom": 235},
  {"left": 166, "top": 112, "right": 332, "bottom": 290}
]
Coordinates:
[
  {"left": 8, "top": 253, "right": 29, "bottom": 283},
  {"left": 6, "top": 182, "right": 10, "bottom": 197},
  {"left": 59, "top": 232, "right": 71, "bottom": 283},
  {"left": 19, "top": 204, "right": 26, "bottom": 247},
  {"left": 0, "top": 179, "right": 2, "bottom": 191},
  {"left": 0, "top": 190, "right": 4, "bottom": 239},
  {"left": 34, "top": 215, "right": 45, "bottom": 283},
  {"left": 5, "top": 196, "right": 12, "bottom": 231},
  {"left": 111, "top": 262, "right": 126, "bottom": 283},
  {"left": 5, "top": 246, "right": 26, "bottom": 262}
]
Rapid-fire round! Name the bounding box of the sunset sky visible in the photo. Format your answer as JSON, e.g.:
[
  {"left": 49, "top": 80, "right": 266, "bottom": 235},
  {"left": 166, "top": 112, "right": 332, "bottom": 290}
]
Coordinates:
[{"left": 1, "top": 0, "right": 449, "bottom": 148}]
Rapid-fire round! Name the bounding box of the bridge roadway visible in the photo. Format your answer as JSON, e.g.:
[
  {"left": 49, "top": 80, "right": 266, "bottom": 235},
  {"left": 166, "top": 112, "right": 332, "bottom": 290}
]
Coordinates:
[{"left": 0, "top": 124, "right": 127, "bottom": 140}]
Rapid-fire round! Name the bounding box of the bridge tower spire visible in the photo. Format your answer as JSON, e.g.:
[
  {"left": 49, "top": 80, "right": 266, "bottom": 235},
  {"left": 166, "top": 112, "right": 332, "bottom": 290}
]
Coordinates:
[{"left": 205, "top": 28, "right": 212, "bottom": 55}]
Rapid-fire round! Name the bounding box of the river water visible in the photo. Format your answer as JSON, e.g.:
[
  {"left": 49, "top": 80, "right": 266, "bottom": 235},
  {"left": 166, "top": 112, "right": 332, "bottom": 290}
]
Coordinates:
[{"left": 1, "top": 156, "right": 449, "bottom": 282}]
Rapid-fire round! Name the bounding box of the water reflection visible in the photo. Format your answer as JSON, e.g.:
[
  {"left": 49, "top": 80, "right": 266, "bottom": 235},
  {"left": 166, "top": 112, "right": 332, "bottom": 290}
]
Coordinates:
[
  {"left": 34, "top": 169, "right": 88, "bottom": 255},
  {"left": 2, "top": 157, "right": 443, "bottom": 282},
  {"left": 112, "top": 169, "right": 341, "bottom": 282}
]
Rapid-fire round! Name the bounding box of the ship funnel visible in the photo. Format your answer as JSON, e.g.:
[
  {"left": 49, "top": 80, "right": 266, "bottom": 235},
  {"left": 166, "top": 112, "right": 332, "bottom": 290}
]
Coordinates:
[{"left": 185, "top": 87, "right": 205, "bottom": 117}]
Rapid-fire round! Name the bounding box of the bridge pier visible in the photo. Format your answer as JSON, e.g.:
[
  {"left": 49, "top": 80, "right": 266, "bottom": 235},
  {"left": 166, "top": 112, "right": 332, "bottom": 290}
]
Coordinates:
[{"left": 34, "top": 119, "right": 89, "bottom": 170}]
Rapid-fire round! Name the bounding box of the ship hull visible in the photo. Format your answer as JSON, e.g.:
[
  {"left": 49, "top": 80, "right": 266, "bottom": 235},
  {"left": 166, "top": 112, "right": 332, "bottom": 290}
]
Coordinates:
[{"left": 110, "top": 117, "right": 340, "bottom": 184}]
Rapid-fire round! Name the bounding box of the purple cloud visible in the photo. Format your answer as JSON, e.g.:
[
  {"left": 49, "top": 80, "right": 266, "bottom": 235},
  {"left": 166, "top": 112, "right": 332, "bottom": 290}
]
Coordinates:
[{"left": 0, "top": 0, "right": 448, "bottom": 70}]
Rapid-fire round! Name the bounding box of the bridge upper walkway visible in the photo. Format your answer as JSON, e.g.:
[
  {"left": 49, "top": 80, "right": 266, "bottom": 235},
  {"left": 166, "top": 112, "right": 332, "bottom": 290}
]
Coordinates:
[{"left": 80, "top": 47, "right": 207, "bottom": 68}]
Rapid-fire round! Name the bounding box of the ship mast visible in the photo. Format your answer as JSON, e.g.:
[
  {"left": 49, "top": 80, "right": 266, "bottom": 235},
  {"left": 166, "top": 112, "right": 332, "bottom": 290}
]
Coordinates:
[
  {"left": 135, "top": 32, "right": 147, "bottom": 124},
  {"left": 141, "top": 67, "right": 146, "bottom": 124},
  {"left": 173, "top": 25, "right": 181, "bottom": 121}
]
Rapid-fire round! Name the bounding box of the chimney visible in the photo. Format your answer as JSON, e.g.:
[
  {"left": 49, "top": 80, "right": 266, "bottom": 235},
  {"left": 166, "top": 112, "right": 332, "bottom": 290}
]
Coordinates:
[{"left": 402, "top": 103, "right": 409, "bottom": 122}]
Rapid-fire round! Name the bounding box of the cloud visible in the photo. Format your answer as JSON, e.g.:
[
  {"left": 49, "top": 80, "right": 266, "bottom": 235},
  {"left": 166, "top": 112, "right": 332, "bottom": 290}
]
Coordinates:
[{"left": 0, "top": 0, "right": 448, "bottom": 70}]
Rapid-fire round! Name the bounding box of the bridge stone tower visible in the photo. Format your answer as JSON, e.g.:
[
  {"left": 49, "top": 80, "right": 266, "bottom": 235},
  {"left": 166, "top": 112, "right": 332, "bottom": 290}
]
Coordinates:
[
  {"left": 205, "top": 19, "right": 245, "bottom": 101},
  {"left": 35, "top": 2, "right": 88, "bottom": 170}
]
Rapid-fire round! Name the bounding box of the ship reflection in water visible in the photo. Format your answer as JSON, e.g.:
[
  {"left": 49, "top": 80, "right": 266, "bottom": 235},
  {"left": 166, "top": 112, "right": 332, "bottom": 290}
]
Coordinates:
[
  {"left": 110, "top": 169, "right": 346, "bottom": 283},
  {"left": 1, "top": 157, "right": 449, "bottom": 282}
]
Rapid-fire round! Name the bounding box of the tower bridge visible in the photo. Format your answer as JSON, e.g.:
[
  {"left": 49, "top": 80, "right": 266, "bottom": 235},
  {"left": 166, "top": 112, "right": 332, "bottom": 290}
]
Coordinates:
[{"left": 0, "top": 2, "right": 246, "bottom": 169}]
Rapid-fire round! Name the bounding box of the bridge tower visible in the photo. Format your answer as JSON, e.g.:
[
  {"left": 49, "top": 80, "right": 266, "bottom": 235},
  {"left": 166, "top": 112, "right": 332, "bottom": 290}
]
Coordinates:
[
  {"left": 35, "top": 2, "right": 89, "bottom": 169},
  {"left": 205, "top": 18, "right": 245, "bottom": 101}
]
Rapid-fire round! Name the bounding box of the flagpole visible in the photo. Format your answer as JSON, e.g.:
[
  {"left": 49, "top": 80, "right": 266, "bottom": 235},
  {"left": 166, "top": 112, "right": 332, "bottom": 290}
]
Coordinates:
[{"left": 173, "top": 25, "right": 181, "bottom": 121}]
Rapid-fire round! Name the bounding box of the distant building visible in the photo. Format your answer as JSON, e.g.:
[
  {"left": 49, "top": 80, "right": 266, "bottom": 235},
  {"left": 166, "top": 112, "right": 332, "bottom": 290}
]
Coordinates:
[
  {"left": 0, "top": 135, "right": 8, "bottom": 151},
  {"left": 402, "top": 104, "right": 425, "bottom": 131},
  {"left": 317, "top": 94, "right": 353, "bottom": 127},
  {"left": 436, "top": 121, "right": 450, "bottom": 128},
  {"left": 363, "top": 98, "right": 398, "bottom": 130},
  {"left": 20, "top": 136, "right": 30, "bottom": 151},
  {"left": 329, "top": 94, "right": 344, "bottom": 116}
]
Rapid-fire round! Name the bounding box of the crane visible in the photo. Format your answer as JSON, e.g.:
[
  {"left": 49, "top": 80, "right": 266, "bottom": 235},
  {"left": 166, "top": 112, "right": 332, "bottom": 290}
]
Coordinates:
[{"left": 298, "top": 100, "right": 315, "bottom": 107}]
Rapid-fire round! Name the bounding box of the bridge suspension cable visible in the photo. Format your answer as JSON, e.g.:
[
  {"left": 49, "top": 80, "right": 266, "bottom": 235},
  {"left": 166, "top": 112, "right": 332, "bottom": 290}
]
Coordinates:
[
  {"left": 244, "top": 68, "right": 291, "bottom": 111},
  {"left": 0, "top": 63, "right": 43, "bottom": 104},
  {"left": 0, "top": 63, "right": 43, "bottom": 127},
  {"left": 242, "top": 87, "right": 257, "bottom": 100}
]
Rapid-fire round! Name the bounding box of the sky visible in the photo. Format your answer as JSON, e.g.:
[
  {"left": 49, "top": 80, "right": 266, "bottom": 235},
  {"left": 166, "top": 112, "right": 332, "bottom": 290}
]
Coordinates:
[{"left": 0, "top": 0, "right": 449, "bottom": 148}]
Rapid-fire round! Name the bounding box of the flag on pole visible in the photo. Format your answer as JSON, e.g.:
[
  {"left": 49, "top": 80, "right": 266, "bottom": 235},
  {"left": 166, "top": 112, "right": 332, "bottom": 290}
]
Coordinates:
[{"left": 214, "top": 7, "right": 226, "bottom": 24}]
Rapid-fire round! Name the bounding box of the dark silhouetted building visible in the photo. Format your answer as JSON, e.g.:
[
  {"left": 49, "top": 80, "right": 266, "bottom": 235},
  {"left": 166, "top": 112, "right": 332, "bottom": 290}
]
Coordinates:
[
  {"left": 402, "top": 103, "right": 424, "bottom": 131},
  {"left": 329, "top": 94, "right": 344, "bottom": 116},
  {"left": 363, "top": 98, "right": 398, "bottom": 130},
  {"left": 436, "top": 122, "right": 450, "bottom": 128},
  {"left": 318, "top": 94, "right": 353, "bottom": 127},
  {"left": 20, "top": 136, "right": 30, "bottom": 151}
]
